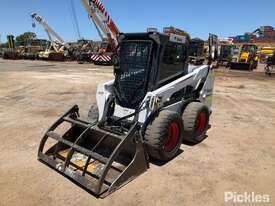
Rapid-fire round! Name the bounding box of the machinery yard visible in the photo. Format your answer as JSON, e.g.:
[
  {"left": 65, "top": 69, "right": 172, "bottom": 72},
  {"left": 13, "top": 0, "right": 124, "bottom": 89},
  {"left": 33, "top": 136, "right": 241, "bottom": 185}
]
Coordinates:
[{"left": 0, "top": 60, "right": 274, "bottom": 205}]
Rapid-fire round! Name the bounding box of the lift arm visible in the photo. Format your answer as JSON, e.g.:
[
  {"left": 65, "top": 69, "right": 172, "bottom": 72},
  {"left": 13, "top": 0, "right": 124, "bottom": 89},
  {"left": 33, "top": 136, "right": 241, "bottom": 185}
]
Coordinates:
[{"left": 31, "top": 13, "right": 66, "bottom": 52}]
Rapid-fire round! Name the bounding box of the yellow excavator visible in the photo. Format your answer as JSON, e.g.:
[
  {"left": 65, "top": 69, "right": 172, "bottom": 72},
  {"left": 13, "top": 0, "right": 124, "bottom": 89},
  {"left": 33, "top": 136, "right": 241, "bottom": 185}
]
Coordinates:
[{"left": 230, "top": 44, "right": 259, "bottom": 70}]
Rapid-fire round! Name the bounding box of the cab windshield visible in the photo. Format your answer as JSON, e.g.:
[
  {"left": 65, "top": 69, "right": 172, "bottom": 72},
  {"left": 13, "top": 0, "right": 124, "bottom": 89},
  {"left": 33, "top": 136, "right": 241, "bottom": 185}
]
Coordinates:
[
  {"left": 114, "top": 40, "right": 153, "bottom": 109},
  {"left": 241, "top": 45, "right": 256, "bottom": 52},
  {"left": 220, "top": 45, "right": 232, "bottom": 57},
  {"left": 189, "top": 41, "right": 204, "bottom": 56},
  {"left": 118, "top": 40, "right": 152, "bottom": 75}
]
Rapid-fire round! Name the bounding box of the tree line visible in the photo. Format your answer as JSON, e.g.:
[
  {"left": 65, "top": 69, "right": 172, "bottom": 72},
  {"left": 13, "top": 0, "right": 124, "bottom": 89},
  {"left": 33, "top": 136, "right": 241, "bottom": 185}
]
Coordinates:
[{"left": 1, "top": 32, "right": 38, "bottom": 48}]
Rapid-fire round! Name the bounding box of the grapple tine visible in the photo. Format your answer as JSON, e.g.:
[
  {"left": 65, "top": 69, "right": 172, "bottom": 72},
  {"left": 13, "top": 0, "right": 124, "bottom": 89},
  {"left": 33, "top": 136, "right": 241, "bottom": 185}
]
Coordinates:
[
  {"left": 38, "top": 105, "right": 79, "bottom": 154},
  {"left": 62, "top": 125, "right": 93, "bottom": 172}
]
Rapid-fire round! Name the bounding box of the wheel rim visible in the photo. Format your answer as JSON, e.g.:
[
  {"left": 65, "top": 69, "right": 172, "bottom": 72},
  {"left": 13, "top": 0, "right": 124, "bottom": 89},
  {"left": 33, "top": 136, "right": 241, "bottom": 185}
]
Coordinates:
[
  {"left": 164, "top": 122, "right": 180, "bottom": 152},
  {"left": 195, "top": 111, "right": 207, "bottom": 136}
]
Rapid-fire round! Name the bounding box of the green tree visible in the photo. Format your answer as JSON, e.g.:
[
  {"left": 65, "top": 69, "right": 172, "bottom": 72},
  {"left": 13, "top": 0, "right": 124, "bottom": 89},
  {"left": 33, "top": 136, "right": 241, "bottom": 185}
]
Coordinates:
[{"left": 15, "top": 32, "right": 37, "bottom": 46}]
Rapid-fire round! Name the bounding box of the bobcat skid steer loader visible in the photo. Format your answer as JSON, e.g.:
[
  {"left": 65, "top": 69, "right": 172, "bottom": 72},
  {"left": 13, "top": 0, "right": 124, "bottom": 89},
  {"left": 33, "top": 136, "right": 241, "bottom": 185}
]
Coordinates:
[{"left": 38, "top": 31, "right": 215, "bottom": 198}]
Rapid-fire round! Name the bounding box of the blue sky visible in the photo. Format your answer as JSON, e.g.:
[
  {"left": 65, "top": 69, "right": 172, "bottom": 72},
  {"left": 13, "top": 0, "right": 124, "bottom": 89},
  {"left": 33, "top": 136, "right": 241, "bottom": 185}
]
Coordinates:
[{"left": 0, "top": 0, "right": 275, "bottom": 43}]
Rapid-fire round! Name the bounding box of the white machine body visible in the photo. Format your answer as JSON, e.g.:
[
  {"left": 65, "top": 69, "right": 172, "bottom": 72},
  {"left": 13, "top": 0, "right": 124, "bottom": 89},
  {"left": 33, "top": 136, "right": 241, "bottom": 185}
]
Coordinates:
[{"left": 96, "top": 64, "right": 215, "bottom": 124}]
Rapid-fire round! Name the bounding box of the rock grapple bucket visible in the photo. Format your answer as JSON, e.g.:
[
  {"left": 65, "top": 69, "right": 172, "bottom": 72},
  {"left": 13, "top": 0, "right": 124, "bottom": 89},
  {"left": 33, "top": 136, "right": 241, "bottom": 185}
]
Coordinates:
[{"left": 38, "top": 105, "right": 148, "bottom": 198}]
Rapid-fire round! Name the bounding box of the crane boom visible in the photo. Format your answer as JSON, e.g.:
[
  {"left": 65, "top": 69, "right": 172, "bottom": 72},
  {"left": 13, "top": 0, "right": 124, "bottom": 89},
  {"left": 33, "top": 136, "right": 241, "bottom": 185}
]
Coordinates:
[
  {"left": 80, "top": 0, "right": 119, "bottom": 48},
  {"left": 31, "top": 13, "right": 65, "bottom": 52},
  {"left": 91, "top": 0, "right": 119, "bottom": 37}
]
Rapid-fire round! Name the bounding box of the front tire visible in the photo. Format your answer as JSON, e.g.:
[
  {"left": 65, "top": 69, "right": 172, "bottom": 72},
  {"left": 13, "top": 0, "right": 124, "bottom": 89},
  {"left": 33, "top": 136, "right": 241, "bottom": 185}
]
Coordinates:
[
  {"left": 145, "top": 110, "right": 183, "bottom": 161},
  {"left": 87, "top": 104, "right": 99, "bottom": 123}
]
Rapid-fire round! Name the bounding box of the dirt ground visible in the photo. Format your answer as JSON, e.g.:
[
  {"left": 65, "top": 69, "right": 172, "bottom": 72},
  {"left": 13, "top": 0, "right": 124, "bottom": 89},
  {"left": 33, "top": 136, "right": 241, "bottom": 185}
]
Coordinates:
[{"left": 0, "top": 59, "right": 274, "bottom": 206}]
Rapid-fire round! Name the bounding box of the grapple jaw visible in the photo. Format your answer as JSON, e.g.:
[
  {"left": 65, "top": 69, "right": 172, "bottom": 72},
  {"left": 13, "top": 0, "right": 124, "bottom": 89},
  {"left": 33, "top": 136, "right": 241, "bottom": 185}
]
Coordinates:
[{"left": 38, "top": 105, "right": 148, "bottom": 198}]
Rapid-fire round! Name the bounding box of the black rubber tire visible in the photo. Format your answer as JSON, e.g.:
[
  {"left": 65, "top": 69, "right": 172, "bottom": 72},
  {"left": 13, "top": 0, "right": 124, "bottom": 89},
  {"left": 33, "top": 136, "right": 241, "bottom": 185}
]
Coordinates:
[
  {"left": 87, "top": 104, "right": 99, "bottom": 123},
  {"left": 253, "top": 61, "right": 258, "bottom": 70},
  {"left": 145, "top": 110, "right": 183, "bottom": 161},
  {"left": 249, "top": 62, "right": 253, "bottom": 71},
  {"left": 182, "top": 102, "right": 210, "bottom": 143},
  {"left": 225, "top": 62, "right": 230, "bottom": 68}
]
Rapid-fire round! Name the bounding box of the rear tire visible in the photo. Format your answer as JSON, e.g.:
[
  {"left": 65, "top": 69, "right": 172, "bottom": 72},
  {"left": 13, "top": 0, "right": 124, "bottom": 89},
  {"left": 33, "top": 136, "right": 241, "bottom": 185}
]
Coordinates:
[
  {"left": 182, "top": 102, "right": 210, "bottom": 143},
  {"left": 87, "top": 104, "right": 99, "bottom": 123},
  {"left": 145, "top": 110, "right": 183, "bottom": 161}
]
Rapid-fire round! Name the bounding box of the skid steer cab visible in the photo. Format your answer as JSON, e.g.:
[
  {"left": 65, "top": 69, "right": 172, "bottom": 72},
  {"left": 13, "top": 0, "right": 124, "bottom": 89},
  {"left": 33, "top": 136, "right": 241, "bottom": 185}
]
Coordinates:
[{"left": 38, "top": 31, "right": 215, "bottom": 198}]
